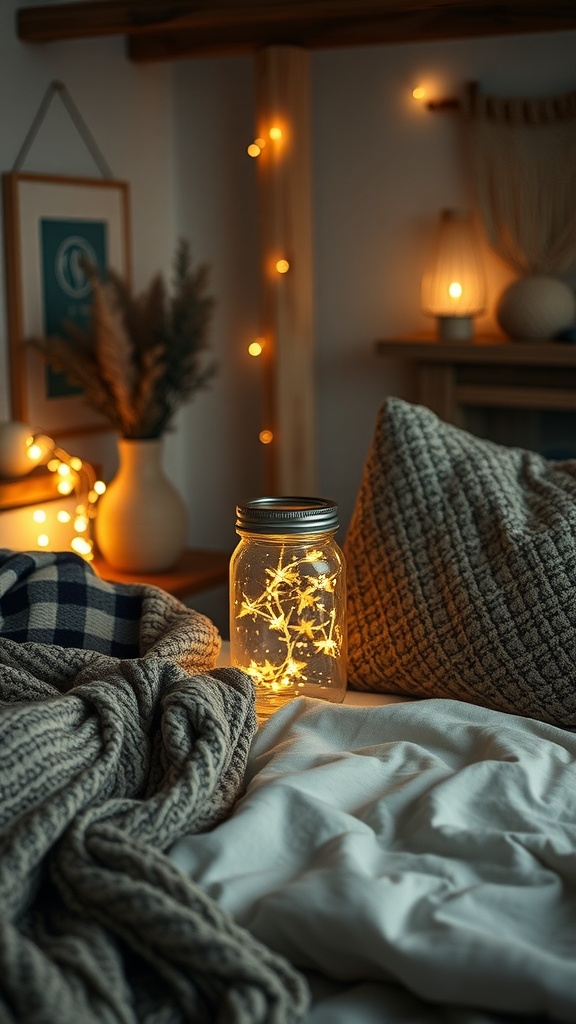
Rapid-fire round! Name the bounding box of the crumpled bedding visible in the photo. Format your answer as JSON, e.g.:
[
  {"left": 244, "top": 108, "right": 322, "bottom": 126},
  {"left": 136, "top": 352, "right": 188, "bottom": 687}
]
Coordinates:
[
  {"left": 170, "top": 695, "right": 576, "bottom": 1023},
  {"left": 0, "top": 549, "right": 308, "bottom": 1024}
]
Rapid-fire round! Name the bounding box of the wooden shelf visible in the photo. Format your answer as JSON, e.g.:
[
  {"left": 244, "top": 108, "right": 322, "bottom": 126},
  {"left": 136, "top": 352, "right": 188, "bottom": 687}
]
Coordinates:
[
  {"left": 92, "top": 546, "right": 230, "bottom": 600},
  {"left": 375, "top": 334, "right": 576, "bottom": 425},
  {"left": 17, "top": 1, "right": 576, "bottom": 62},
  {"left": 376, "top": 334, "right": 576, "bottom": 368}
]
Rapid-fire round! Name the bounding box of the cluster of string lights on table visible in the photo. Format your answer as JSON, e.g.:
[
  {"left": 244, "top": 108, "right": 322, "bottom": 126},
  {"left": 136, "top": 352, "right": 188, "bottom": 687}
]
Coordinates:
[{"left": 23, "top": 431, "right": 106, "bottom": 559}]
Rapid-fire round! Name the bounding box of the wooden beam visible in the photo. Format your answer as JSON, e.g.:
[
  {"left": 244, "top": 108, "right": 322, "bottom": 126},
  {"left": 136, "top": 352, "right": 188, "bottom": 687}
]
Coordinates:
[
  {"left": 254, "top": 46, "right": 317, "bottom": 496},
  {"left": 17, "top": 1, "right": 576, "bottom": 60}
]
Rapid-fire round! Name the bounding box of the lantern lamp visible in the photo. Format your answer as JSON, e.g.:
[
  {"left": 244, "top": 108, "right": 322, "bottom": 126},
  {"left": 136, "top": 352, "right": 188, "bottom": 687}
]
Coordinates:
[{"left": 421, "top": 209, "right": 487, "bottom": 341}]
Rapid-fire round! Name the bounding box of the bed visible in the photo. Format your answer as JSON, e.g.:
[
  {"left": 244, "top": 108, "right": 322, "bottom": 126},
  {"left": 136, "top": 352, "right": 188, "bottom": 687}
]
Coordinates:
[{"left": 2, "top": 397, "right": 576, "bottom": 1024}]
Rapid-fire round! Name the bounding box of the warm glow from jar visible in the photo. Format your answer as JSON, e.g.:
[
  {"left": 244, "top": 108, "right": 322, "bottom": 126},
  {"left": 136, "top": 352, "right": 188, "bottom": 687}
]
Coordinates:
[
  {"left": 276, "top": 259, "right": 290, "bottom": 274},
  {"left": 236, "top": 547, "right": 342, "bottom": 692},
  {"left": 259, "top": 429, "right": 274, "bottom": 444}
]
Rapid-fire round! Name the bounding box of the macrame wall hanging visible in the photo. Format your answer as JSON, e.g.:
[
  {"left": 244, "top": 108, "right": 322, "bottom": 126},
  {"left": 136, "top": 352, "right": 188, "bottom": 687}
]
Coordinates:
[
  {"left": 460, "top": 81, "right": 576, "bottom": 279},
  {"left": 435, "top": 81, "right": 576, "bottom": 339}
]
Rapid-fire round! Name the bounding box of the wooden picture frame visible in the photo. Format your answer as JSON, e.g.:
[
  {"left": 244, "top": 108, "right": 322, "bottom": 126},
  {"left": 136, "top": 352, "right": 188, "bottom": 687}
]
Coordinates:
[{"left": 3, "top": 172, "right": 131, "bottom": 436}]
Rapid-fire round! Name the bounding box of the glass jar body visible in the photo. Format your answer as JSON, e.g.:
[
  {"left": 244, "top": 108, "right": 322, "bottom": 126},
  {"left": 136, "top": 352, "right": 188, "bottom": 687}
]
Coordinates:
[{"left": 230, "top": 529, "right": 347, "bottom": 721}]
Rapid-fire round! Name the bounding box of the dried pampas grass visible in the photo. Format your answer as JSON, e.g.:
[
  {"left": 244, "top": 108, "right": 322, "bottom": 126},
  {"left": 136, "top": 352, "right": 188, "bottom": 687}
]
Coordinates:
[{"left": 29, "top": 238, "right": 216, "bottom": 438}]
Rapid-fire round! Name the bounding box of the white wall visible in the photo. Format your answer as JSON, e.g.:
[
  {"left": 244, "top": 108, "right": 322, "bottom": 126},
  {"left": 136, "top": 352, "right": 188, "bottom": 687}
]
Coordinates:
[
  {"left": 3, "top": 6, "right": 576, "bottom": 635},
  {"left": 311, "top": 30, "right": 576, "bottom": 532}
]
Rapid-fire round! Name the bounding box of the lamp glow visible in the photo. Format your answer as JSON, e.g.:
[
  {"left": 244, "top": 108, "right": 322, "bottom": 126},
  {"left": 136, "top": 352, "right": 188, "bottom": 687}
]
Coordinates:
[
  {"left": 421, "top": 209, "right": 487, "bottom": 341},
  {"left": 248, "top": 339, "right": 264, "bottom": 357},
  {"left": 269, "top": 126, "right": 283, "bottom": 140},
  {"left": 275, "top": 259, "right": 290, "bottom": 274}
]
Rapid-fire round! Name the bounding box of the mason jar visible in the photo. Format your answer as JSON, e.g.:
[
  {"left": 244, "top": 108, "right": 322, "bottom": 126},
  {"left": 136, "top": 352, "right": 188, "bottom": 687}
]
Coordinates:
[{"left": 229, "top": 496, "right": 347, "bottom": 722}]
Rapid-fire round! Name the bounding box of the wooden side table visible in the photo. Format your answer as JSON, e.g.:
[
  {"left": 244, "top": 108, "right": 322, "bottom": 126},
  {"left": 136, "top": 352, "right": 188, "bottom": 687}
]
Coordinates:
[
  {"left": 375, "top": 334, "right": 576, "bottom": 425},
  {"left": 92, "top": 547, "right": 231, "bottom": 601}
]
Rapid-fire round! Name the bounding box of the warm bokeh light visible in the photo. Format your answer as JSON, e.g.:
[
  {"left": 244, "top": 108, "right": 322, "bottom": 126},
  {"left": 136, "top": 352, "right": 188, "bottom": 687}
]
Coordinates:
[
  {"left": 32, "top": 509, "right": 47, "bottom": 523},
  {"left": 276, "top": 259, "right": 290, "bottom": 274},
  {"left": 248, "top": 338, "right": 264, "bottom": 357},
  {"left": 57, "top": 510, "right": 72, "bottom": 523},
  {"left": 37, "top": 534, "right": 49, "bottom": 548},
  {"left": 71, "top": 536, "right": 92, "bottom": 557},
  {"left": 269, "top": 126, "right": 283, "bottom": 140},
  {"left": 247, "top": 142, "right": 261, "bottom": 158},
  {"left": 259, "top": 429, "right": 274, "bottom": 445},
  {"left": 448, "top": 281, "right": 463, "bottom": 299},
  {"left": 412, "top": 86, "right": 427, "bottom": 101},
  {"left": 27, "top": 442, "right": 43, "bottom": 462},
  {"left": 93, "top": 480, "right": 107, "bottom": 495}
]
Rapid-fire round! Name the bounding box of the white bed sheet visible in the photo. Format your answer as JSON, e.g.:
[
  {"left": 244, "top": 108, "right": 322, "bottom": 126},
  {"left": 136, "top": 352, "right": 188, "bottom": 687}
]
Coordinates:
[{"left": 170, "top": 692, "right": 576, "bottom": 1023}]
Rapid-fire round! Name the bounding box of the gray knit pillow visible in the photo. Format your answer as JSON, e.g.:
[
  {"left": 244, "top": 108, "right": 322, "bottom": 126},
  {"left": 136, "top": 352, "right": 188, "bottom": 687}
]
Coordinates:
[{"left": 344, "top": 397, "right": 576, "bottom": 726}]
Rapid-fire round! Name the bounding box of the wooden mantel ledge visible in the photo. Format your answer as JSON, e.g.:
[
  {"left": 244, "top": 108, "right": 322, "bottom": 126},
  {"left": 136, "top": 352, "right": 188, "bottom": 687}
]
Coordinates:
[{"left": 17, "top": 1, "right": 576, "bottom": 62}]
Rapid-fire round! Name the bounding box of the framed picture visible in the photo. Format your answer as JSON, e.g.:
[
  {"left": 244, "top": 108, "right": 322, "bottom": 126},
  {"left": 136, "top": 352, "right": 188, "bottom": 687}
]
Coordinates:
[{"left": 3, "top": 172, "right": 131, "bottom": 436}]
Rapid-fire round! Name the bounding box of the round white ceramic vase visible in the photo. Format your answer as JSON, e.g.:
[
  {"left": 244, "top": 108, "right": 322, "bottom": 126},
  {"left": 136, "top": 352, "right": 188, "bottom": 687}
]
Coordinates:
[{"left": 96, "top": 437, "right": 188, "bottom": 573}]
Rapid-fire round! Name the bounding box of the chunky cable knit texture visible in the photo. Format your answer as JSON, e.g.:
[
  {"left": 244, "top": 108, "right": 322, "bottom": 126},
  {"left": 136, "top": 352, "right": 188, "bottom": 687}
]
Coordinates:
[
  {"left": 0, "top": 550, "right": 309, "bottom": 1024},
  {"left": 345, "top": 398, "right": 576, "bottom": 727}
]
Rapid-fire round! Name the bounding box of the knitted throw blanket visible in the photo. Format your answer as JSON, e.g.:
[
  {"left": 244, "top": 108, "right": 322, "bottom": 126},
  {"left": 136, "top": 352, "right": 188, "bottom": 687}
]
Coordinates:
[{"left": 0, "top": 550, "right": 308, "bottom": 1024}]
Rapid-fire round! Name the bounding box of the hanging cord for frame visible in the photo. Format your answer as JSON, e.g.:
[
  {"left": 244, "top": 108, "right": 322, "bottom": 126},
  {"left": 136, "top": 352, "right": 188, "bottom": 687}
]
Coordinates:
[{"left": 12, "top": 80, "right": 114, "bottom": 178}]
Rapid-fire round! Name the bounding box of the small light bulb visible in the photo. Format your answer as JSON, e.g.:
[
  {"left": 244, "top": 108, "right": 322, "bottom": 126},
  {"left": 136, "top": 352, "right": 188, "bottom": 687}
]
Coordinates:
[
  {"left": 57, "top": 463, "right": 71, "bottom": 477},
  {"left": 448, "top": 281, "right": 463, "bottom": 298},
  {"left": 269, "top": 126, "right": 283, "bottom": 140},
  {"left": 259, "top": 429, "right": 274, "bottom": 445},
  {"left": 27, "top": 442, "right": 43, "bottom": 462},
  {"left": 248, "top": 339, "right": 264, "bottom": 357},
  {"left": 37, "top": 534, "right": 49, "bottom": 548},
  {"left": 57, "top": 479, "right": 73, "bottom": 495},
  {"left": 69, "top": 456, "right": 82, "bottom": 471},
  {"left": 57, "top": 510, "right": 72, "bottom": 523},
  {"left": 32, "top": 509, "right": 47, "bottom": 523},
  {"left": 247, "top": 142, "right": 261, "bottom": 158},
  {"left": 71, "top": 536, "right": 92, "bottom": 556},
  {"left": 93, "top": 480, "right": 106, "bottom": 495},
  {"left": 74, "top": 515, "right": 89, "bottom": 533},
  {"left": 47, "top": 458, "right": 60, "bottom": 473},
  {"left": 276, "top": 259, "right": 290, "bottom": 274},
  {"left": 412, "top": 86, "right": 427, "bottom": 101}
]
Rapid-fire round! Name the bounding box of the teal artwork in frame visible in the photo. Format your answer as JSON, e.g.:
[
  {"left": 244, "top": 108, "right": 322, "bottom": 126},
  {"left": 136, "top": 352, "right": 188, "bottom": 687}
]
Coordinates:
[
  {"left": 2, "top": 172, "right": 131, "bottom": 436},
  {"left": 40, "top": 218, "right": 108, "bottom": 399}
]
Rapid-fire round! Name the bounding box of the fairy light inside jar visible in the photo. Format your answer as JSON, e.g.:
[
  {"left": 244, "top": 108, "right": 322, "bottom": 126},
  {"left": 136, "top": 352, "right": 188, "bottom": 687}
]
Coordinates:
[{"left": 229, "top": 497, "right": 347, "bottom": 722}]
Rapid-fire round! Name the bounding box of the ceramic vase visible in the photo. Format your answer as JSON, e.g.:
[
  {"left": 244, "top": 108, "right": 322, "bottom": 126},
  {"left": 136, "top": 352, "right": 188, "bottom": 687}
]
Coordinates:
[{"left": 96, "top": 437, "right": 187, "bottom": 573}]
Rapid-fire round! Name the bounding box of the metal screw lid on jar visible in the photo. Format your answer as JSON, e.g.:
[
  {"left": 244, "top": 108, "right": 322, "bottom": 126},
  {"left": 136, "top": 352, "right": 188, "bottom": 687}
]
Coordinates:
[{"left": 235, "top": 496, "right": 339, "bottom": 534}]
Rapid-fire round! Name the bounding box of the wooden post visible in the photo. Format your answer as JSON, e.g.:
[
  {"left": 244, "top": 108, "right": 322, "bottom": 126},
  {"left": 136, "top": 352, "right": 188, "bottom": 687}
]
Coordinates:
[{"left": 254, "top": 45, "right": 317, "bottom": 495}]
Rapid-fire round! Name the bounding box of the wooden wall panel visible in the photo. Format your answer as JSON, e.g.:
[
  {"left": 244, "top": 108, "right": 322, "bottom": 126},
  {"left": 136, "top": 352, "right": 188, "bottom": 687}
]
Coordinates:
[{"left": 254, "top": 46, "right": 317, "bottom": 496}]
